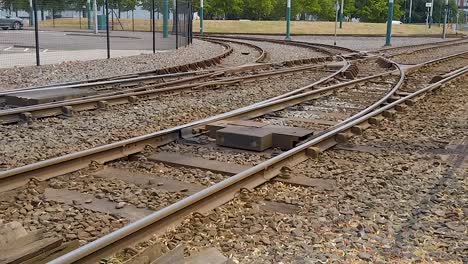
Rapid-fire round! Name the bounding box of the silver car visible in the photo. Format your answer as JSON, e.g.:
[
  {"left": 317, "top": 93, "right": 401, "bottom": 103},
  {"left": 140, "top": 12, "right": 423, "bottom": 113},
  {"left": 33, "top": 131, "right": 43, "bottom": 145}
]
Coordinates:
[{"left": 0, "top": 15, "right": 24, "bottom": 30}]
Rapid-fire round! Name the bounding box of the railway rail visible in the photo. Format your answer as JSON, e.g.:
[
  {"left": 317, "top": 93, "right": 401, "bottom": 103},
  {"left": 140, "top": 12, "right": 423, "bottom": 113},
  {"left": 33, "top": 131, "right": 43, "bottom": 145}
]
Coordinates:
[
  {"left": 0, "top": 36, "right": 332, "bottom": 96},
  {"left": 0, "top": 59, "right": 342, "bottom": 125},
  {"left": 36, "top": 52, "right": 468, "bottom": 264},
  {"left": 198, "top": 35, "right": 358, "bottom": 55},
  {"left": 1, "top": 41, "right": 467, "bottom": 263},
  {"left": 378, "top": 36, "right": 468, "bottom": 56}
]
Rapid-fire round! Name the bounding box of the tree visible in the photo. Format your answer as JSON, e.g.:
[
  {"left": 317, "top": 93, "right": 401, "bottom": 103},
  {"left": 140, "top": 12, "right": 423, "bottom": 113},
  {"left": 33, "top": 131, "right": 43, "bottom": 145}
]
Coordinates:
[
  {"left": 243, "top": 0, "right": 276, "bottom": 19},
  {"left": 204, "top": 0, "right": 243, "bottom": 18}
]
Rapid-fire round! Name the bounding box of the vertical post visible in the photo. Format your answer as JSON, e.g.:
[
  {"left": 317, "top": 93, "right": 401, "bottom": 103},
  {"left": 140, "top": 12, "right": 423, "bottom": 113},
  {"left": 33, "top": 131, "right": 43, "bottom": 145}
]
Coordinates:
[
  {"left": 426, "top": 7, "right": 429, "bottom": 27},
  {"left": 32, "top": 0, "right": 40, "bottom": 66},
  {"left": 175, "top": 0, "right": 179, "bottom": 49},
  {"left": 93, "top": 0, "right": 98, "bottom": 34},
  {"left": 385, "top": 0, "right": 394, "bottom": 46},
  {"left": 80, "top": 10, "right": 82, "bottom": 29},
  {"left": 286, "top": 0, "right": 291, "bottom": 40},
  {"left": 152, "top": 0, "right": 156, "bottom": 53},
  {"left": 409, "top": 0, "right": 413, "bottom": 23},
  {"left": 339, "top": 0, "right": 344, "bottom": 28},
  {"left": 163, "top": 0, "right": 169, "bottom": 38},
  {"left": 334, "top": 0, "right": 339, "bottom": 45},
  {"left": 200, "top": 0, "right": 204, "bottom": 35},
  {"left": 132, "top": 10, "right": 134, "bottom": 32},
  {"left": 29, "top": 0, "right": 33, "bottom": 26},
  {"left": 52, "top": 9, "right": 55, "bottom": 28},
  {"left": 105, "top": 0, "right": 110, "bottom": 59},
  {"left": 442, "top": 0, "right": 449, "bottom": 38},
  {"left": 111, "top": 7, "right": 114, "bottom": 31},
  {"left": 87, "top": 0, "right": 91, "bottom": 30},
  {"left": 190, "top": 2, "right": 193, "bottom": 44},
  {"left": 429, "top": 0, "right": 434, "bottom": 28},
  {"left": 185, "top": 2, "right": 188, "bottom": 47}
]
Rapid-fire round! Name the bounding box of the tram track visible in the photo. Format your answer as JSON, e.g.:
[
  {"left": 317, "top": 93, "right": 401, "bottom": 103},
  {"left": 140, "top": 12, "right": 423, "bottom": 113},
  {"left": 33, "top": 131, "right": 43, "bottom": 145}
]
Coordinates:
[
  {"left": 37, "top": 52, "right": 468, "bottom": 264},
  {"left": 1, "top": 51, "right": 466, "bottom": 184},
  {"left": 0, "top": 60, "right": 342, "bottom": 125},
  {"left": 0, "top": 42, "right": 467, "bottom": 264}
]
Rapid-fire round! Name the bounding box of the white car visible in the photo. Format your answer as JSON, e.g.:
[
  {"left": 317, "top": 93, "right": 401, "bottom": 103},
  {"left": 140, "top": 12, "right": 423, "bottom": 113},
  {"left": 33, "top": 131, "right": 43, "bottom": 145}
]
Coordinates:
[{"left": 392, "top": 20, "right": 403, "bottom": 25}]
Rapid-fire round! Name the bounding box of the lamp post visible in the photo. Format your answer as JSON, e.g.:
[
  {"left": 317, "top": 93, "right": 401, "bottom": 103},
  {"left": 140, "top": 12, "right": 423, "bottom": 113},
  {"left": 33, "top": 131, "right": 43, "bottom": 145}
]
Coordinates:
[
  {"left": 163, "top": 0, "right": 168, "bottom": 38},
  {"left": 409, "top": 0, "right": 413, "bottom": 23},
  {"left": 442, "top": 0, "right": 449, "bottom": 38},
  {"left": 429, "top": 0, "right": 434, "bottom": 28},
  {"left": 87, "top": 0, "right": 91, "bottom": 30},
  {"left": 339, "top": 0, "right": 344, "bottom": 28},
  {"left": 200, "top": 0, "right": 204, "bottom": 35},
  {"left": 93, "top": 0, "right": 98, "bottom": 34},
  {"left": 286, "top": 0, "right": 291, "bottom": 40},
  {"left": 334, "top": 0, "right": 340, "bottom": 45},
  {"left": 385, "top": 0, "right": 394, "bottom": 46}
]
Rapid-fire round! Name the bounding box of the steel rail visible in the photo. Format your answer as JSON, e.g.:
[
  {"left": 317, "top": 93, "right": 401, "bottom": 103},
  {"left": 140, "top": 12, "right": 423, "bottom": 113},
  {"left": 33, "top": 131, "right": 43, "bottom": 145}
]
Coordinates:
[
  {"left": 0, "top": 60, "right": 329, "bottom": 111},
  {"left": 385, "top": 39, "right": 468, "bottom": 58},
  {"left": 0, "top": 62, "right": 337, "bottom": 125},
  {"left": 379, "top": 35, "right": 467, "bottom": 53},
  {"left": 201, "top": 36, "right": 337, "bottom": 56},
  {"left": 0, "top": 38, "right": 236, "bottom": 95},
  {"left": 1, "top": 52, "right": 464, "bottom": 189},
  {"left": 210, "top": 37, "right": 267, "bottom": 63},
  {"left": 49, "top": 61, "right": 467, "bottom": 264},
  {"left": 197, "top": 34, "right": 357, "bottom": 54},
  {"left": 0, "top": 60, "right": 368, "bottom": 192},
  {"left": 48, "top": 59, "right": 405, "bottom": 264}
]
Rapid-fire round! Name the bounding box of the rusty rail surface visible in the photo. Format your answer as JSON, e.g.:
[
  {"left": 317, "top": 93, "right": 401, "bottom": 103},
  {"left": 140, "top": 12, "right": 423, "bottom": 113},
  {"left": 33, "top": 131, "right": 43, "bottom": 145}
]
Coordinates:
[
  {"left": 48, "top": 53, "right": 468, "bottom": 264},
  {"left": 196, "top": 34, "right": 358, "bottom": 54},
  {"left": 0, "top": 60, "right": 338, "bottom": 125},
  {"left": 0, "top": 38, "right": 235, "bottom": 95}
]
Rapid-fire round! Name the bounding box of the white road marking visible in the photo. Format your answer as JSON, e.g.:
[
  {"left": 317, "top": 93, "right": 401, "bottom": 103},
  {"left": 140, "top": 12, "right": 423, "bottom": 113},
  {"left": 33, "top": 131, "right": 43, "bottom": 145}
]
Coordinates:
[
  {"left": 42, "top": 49, "right": 48, "bottom": 53},
  {"left": 24, "top": 48, "right": 29, "bottom": 52},
  {"left": 3, "top": 46, "right": 13, "bottom": 51}
]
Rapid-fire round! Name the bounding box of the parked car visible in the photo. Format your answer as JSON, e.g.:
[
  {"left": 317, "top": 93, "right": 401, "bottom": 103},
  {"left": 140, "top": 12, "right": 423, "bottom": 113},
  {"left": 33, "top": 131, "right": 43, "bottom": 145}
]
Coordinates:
[
  {"left": 0, "top": 15, "right": 24, "bottom": 30},
  {"left": 392, "top": 20, "right": 403, "bottom": 25}
]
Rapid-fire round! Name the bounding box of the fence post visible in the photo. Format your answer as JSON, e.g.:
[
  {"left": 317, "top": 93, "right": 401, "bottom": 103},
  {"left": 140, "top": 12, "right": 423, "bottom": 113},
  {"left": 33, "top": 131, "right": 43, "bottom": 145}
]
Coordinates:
[
  {"left": 105, "top": 0, "right": 110, "bottom": 58},
  {"left": 163, "top": 0, "right": 169, "bottom": 38},
  {"left": 184, "top": 4, "right": 187, "bottom": 47},
  {"left": 175, "top": 0, "right": 179, "bottom": 49},
  {"left": 32, "top": 0, "right": 40, "bottom": 66},
  {"left": 190, "top": 1, "right": 193, "bottom": 44},
  {"left": 152, "top": 0, "right": 156, "bottom": 53}
]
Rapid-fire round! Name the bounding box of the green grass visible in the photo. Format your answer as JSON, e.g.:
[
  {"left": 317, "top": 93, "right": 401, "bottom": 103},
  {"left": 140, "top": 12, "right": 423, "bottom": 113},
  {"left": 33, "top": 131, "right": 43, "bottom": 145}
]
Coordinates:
[
  {"left": 41, "top": 18, "right": 456, "bottom": 36},
  {"left": 195, "top": 20, "right": 450, "bottom": 35}
]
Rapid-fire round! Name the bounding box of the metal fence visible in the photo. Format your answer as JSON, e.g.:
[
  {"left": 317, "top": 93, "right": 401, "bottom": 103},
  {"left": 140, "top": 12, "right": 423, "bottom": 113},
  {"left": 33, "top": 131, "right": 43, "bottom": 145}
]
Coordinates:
[{"left": 0, "top": 0, "right": 193, "bottom": 68}]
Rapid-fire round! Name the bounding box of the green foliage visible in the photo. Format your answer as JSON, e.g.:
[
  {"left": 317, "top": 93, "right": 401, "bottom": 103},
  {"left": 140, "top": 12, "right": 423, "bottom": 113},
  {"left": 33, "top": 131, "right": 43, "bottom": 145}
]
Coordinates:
[
  {"left": 0, "top": 0, "right": 459, "bottom": 23},
  {"left": 199, "top": 0, "right": 408, "bottom": 22}
]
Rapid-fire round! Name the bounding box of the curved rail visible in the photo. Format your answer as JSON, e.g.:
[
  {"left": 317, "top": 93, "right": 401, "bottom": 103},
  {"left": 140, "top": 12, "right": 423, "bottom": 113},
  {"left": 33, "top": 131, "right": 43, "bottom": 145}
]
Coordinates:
[
  {"left": 49, "top": 54, "right": 468, "bottom": 264},
  {"left": 0, "top": 62, "right": 337, "bottom": 125},
  {"left": 196, "top": 33, "right": 358, "bottom": 55},
  {"left": 0, "top": 60, "right": 349, "bottom": 191},
  {"left": 0, "top": 38, "right": 235, "bottom": 95},
  {"left": 383, "top": 38, "right": 468, "bottom": 58},
  {"left": 47, "top": 58, "right": 405, "bottom": 264},
  {"left": 205, "top": 37, "right": 267, "bottom": 63}
]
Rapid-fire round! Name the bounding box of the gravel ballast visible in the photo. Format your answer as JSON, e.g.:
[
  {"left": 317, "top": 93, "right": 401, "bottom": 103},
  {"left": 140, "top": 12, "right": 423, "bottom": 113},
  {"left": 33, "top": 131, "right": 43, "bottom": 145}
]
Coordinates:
[
  {"left": 0, "top": 39, "right": 225, "bottom": 91},
  {"left": 216, "top": 38, "right": 327, "bottom": 63},
  {"left": 0, "top": 69, "right": 330, "bottom": 170},
  {"left": 229, "top": 35, "right": 456, "bottom": 52},
  {"left": 391, "top": 42, "right": 468, "bottom": 64},
  {"left": 152, "top": 70, "right": 467, "bottom": 263}
]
